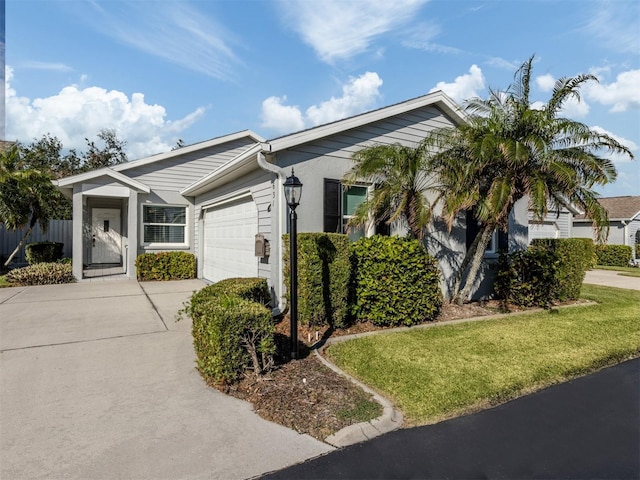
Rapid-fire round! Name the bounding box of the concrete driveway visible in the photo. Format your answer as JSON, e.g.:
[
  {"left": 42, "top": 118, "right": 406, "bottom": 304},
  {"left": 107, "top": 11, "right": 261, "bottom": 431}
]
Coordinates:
[
  {"left": 584, "top": 269, "right": 640, "bottom": 290},
  {"left": 0, "top": 280, "right": 331, "bottom": 480}
]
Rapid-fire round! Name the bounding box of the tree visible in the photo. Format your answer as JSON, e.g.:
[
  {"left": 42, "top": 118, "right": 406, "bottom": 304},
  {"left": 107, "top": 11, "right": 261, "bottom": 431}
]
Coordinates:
[
  {"left": 81, "top": 129, "right": 127, "bottom": 171},
  {"left": 342, "top": 142, "right": 437, "bottom": 240},
  {"left": 0, "top": 145, "right": 58, "bottom": 266},
  {"left": 430, "top": 55, "right": 634, "bottom": 304}
]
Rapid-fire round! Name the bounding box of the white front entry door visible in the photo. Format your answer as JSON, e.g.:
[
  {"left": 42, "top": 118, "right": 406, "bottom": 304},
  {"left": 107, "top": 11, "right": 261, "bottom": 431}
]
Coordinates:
[{"left": 92, "top": 208, "right": 122, "bottom": 264}]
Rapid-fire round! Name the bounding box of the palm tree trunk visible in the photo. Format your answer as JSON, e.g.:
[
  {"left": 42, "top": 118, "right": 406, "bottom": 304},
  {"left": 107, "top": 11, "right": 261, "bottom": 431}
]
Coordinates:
[
  {"left": 4, "top": 226, "right": 33, "bottom": 267},
  {"left": 450, "top": 225, "right": 485, "bottom": 301},
  {"left": 452, "top": 225, "right": 494, "bottom": 305}
]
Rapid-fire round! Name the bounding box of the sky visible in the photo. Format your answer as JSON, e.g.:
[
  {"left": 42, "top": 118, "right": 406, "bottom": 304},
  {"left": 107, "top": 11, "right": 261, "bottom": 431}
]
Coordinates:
[{"left": 3, "top": 0, "right": 639, "bottom": 197}]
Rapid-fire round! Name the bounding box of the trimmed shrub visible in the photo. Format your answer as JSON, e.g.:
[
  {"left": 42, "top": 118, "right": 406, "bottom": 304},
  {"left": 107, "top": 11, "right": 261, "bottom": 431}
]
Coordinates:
[
  {"left": 183, "top": 277, "right": 275, "bottom": 385},
  {"left": 135, "top": 251, "right": 196, "bottom": 281},
  {"left": 25, "top": 242, "right": 64, "bottom": 264},
  {"left": 495, "top": 248, "right": 560, "bottom": 308},
  {"left": 6, "top": 262, "right": 75, "bottom": 286},
  {"left": 531, "top": 238, "right": 594, "bottom": 300},
  {"left": 350, "top": 235, "right": 442, "bottom": 327},
  {"left": 283, "top": 233, "right": 351, "bottom": 328},
  {"left": 595, "top": 244, "right": 633, "bottom": 267}
]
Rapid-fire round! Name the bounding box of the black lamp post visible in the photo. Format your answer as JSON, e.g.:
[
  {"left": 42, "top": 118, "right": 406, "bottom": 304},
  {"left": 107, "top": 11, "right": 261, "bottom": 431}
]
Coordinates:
[{"left": 283, "top": 168, "right": 302, "bottom": 360}]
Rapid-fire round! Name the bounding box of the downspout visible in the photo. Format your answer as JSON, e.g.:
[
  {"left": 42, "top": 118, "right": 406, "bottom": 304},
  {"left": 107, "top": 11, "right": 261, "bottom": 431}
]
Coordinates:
[{"left": 256, "top": 147, "right": 288, "bottom": 316}]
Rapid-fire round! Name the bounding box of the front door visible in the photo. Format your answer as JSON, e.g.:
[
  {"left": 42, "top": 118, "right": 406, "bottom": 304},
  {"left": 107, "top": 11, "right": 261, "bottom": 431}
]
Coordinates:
[{"left": 92, "top": 208, "right": 122, "bottom": 264}]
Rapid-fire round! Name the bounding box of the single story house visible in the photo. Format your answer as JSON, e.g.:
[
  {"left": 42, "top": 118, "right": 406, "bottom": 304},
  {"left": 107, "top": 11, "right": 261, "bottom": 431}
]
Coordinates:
[
  {"left": 56, "top": 91, "right": 530, "bottom": 311},
  {"left": 527, "top": 205, "right": 580, "bottom": 243},
  {"left": 572, "top": 196, "right": 640, "bottom": 258}
]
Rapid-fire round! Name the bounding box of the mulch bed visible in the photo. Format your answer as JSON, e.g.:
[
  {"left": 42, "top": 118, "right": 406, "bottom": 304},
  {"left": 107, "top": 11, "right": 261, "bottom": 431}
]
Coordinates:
[{"left": 216, "top": 301, "right": 500, "bottom": 441}]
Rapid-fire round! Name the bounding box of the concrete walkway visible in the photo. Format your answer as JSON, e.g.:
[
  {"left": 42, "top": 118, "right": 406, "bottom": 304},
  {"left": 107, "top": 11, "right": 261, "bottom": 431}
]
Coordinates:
[
  {"left": 584, "top": 268, "right": 640, "bottom": 290},
  {"left": 0, "top": 280, "right": 331, "bottom": 480}
]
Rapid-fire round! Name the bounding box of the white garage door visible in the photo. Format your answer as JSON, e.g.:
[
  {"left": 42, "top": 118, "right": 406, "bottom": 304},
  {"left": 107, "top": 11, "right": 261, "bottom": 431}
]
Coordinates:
[
  {"left": 203, "top": 197, "right": 258, "bottom": 283},
  {"left": 529, "top": 221, "right": 559, "bottom": 243}
]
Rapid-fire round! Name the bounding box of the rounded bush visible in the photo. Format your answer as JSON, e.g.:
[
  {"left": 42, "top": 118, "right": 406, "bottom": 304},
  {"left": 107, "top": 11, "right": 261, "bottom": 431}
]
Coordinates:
[
  {"left": 350, "top": 235, "right": 443, "bottom": 327},
  {"left": 25, "top": 242, "right": 64, "bottom": 264},
  {"left": 135, "top": 251, "right": 196, "bottom": 281},
  {"left": 184, "top": 277, "right": 275, "bottom": 385},
  {"left": 595, "top": 244, "right": 633, "bottom": 267}
]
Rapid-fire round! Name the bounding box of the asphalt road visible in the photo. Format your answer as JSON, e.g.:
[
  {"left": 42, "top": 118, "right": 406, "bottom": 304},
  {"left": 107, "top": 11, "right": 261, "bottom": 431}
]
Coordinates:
[{"left": 263, "top": 357, "right": 640, "bottom": 480}]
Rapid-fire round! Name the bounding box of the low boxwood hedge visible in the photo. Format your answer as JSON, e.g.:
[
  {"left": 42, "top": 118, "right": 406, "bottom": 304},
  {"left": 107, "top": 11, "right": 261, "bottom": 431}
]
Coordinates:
[
  {"left": 183, "top": 277, "right": 275, "bottom": 385},
  {"left": 595, "top": 244, "right": 633, "bottom": 267},
  {"left": 135, "top": 251, "right": 196, "bottom": 281},
  {"left": 6, "top": 262, "right": 75, "bottom": 286}
]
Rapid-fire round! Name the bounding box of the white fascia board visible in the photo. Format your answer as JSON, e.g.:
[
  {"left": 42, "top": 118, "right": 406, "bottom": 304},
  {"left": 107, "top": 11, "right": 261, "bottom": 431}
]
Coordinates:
[
  {"left": 630, "top": 209, "right": 640, "bottom": 221},
  {"left": 180, "top": 143, "right": 263, "bottom": 197},
  {"left": 266, "top": 91, "right": 467, "bottom": 153},
  {"left": 112, "top": 130, "right": 266, "bottom": 173},
  {"left": 55, "top": 168, "right": 150, "bottom": 193}
]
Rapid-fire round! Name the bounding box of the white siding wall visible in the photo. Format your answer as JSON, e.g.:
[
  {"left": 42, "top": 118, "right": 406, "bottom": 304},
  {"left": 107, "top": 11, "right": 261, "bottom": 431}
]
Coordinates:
[{"left": 125, "top": 139, "right": 256, "bottom": 191}]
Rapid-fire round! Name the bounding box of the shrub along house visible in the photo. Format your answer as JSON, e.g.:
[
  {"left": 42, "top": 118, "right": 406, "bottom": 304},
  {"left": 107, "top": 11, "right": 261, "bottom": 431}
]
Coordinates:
[{"left": 55, "top": 91, "right": 530, "bottom": 310}]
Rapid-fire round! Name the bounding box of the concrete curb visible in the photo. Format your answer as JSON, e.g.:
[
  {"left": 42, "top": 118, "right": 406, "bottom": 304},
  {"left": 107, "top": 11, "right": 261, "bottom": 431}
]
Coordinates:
[{"left": 317, "top": 299, "right": 598, "bottom": 447}]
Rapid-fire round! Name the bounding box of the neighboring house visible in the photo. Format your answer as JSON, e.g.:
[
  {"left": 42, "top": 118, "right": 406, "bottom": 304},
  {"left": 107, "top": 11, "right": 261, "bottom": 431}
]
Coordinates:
[
  {"left": 572, "top": 196, "right": 640, "bottom": 258},
  {"left": 527, "top": 205, "right": 580, "bottom": 243},
  {"left": 55, "top": 92, "right": 530, "bottom": 308}
]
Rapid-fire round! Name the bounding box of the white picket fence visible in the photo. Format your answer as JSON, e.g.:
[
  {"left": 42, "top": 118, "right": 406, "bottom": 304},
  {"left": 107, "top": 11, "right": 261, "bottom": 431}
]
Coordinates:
[{"left": 0, "top": 220, "right": 73, "bottom": 265}]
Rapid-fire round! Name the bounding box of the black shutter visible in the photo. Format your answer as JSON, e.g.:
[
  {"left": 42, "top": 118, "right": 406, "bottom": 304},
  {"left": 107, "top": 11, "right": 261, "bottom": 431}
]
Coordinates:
[
  {"left": 498, "top": 229, "right": 509, "bottom": 251},
  {"left": 466, "top": 209, "right": 481, "bottom": 250},
  {"left": 323, "top": 179, "right": 342, "bottom": 233}
]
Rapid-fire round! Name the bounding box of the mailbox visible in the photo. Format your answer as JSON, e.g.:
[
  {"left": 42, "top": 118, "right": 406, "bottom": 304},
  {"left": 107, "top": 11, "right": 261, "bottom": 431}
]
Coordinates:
[{"left": 255, "top": 233, "right": 270, "bottom": 257}]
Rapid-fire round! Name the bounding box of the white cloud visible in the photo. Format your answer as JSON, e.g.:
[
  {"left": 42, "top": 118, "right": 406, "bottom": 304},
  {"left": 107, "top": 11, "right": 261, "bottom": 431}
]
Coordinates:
[
  {"left": 261, "top": 72, "right": 383, "bottom": 135},
  {"left": 401, "top": 21, "right": 463, "bottom": 55},
  {"left": 306, "top": 72, "right": 383, "bottom": 126},
  {"left": 582, "top": 1, "right": 640, "bottom": 54},
  {"left": 5, "top": 66, "right": 205, "bottom": 159},
  {"left": 591, "top": 125, "right": 637, "bottom": 164},
  {"left": 585, "top": 69, "right": 640, "bottom": 113},
  {"left": 429, "top": 64, "right": 485, "bottom": 103},
  {"left": 278, "top": 0, "right": 428, "bottom": 63},
  {"left": 260, "top": 96, "right": 306, "bottom": 134},
  {"left": 535, "top": 74, "right": 555, "bottom": 92},
  {"left": 18, "top": 61, "right": 74, "bottom": 72},
  {"left": 485, "top": 57, "right": 519, "bottom": 71},
  {"left": 70, "top": 1, "right": 241, "bottom": 81},
  {"left": 558, "top": 96, "right": 590, "bottom": 119}
]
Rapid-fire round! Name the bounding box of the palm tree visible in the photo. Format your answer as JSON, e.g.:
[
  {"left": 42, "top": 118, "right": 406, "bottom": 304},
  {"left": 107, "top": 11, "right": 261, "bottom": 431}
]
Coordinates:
[
  {"left": 0, "top": 145, "right": 58, "bottom": 267},
  {"left": 342, "top": 142, "right": 436, "bottom": 240},
  {"left": 431, "top": 55, "right": 633, "bottom": 304}
]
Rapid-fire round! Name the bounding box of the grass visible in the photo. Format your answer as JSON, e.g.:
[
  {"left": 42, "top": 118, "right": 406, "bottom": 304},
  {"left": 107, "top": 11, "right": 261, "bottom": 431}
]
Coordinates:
[
  {"left": 327, "top": 284, "right": 640, "bottom": 426},
  {"left": 594, "top": 265, "right": 640, "bottom": 277},
  {"left": 0, "top": 275, "right": 11, "bottom": 288}
]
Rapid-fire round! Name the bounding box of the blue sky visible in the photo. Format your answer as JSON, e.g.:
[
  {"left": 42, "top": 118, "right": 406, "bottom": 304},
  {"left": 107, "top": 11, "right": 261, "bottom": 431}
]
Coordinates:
[{"left": 4, "top": 0, "right": 639, "bottom": 197}]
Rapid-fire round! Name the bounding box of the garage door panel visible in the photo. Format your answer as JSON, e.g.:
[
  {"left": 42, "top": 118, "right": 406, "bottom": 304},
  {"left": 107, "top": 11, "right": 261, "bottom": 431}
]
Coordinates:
[{"left": 203, "top": 198, "right": 258, "bottom": 283}]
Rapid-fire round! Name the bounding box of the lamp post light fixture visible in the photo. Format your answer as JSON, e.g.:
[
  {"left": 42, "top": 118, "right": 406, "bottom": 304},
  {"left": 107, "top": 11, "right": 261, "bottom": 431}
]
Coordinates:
[{"left": 283, "top": 168, "right": 302, "bottom": 360}]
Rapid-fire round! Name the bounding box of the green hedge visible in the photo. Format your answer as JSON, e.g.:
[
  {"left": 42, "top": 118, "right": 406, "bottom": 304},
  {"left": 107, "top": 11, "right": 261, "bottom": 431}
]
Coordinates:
[
  {"left": 531, "top": 238, "right": 594, "bottom": 301},
  {"left": 183, "top": 278, "right": 275, "bottom": 385},
  {"left": 25, "top": 242, "right": 64, "bottom": 264},
  {"left": 497, "top": 238, "right": 594, "bottom": 307},
  {"left": 283, "top": 233, "right": 351, "bottom": 328},
  {"left": 495, "top": 249, "right": 560, "bottom": 308},
  {"left": 6, "top": 262, "right": 75, "bottom": 286},
  {"left": 595, "top": 244, "right": 633, "bottom": 267},
  {"left": 135, "top": 251, "right": 196, "bottom": 281},
  {"left": 350, "top": 235, "right": 442, "bottom": 327}
]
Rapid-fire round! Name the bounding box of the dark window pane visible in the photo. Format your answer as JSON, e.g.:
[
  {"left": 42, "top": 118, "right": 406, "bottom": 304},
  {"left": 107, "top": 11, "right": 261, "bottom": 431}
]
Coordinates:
[
  {"left": 144, "top": 225, "right": 185, "bottom": 243},
  {"left": 143, "top": 206, "right": 186, "bottom": 224}
]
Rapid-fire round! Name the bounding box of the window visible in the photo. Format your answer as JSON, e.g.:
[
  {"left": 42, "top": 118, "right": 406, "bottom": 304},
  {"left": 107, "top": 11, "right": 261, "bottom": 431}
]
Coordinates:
[
  {"left": 323, "top": 179, "right": 370, "bottom": 241},
  {"left": 143, "top": 205, "right": 187, "bottom": 245}
]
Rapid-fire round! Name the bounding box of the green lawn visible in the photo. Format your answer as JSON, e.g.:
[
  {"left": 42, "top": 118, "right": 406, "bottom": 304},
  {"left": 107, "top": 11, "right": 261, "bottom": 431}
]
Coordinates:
[
  {"left": 0, "top": 275, "right": 11, "bottom": 288},
  {"left": 327, "top": 284, "right": 640, "bottom": 426},
  {"left": 595, "top": 265, "right": 640, "bottom": 277}
]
